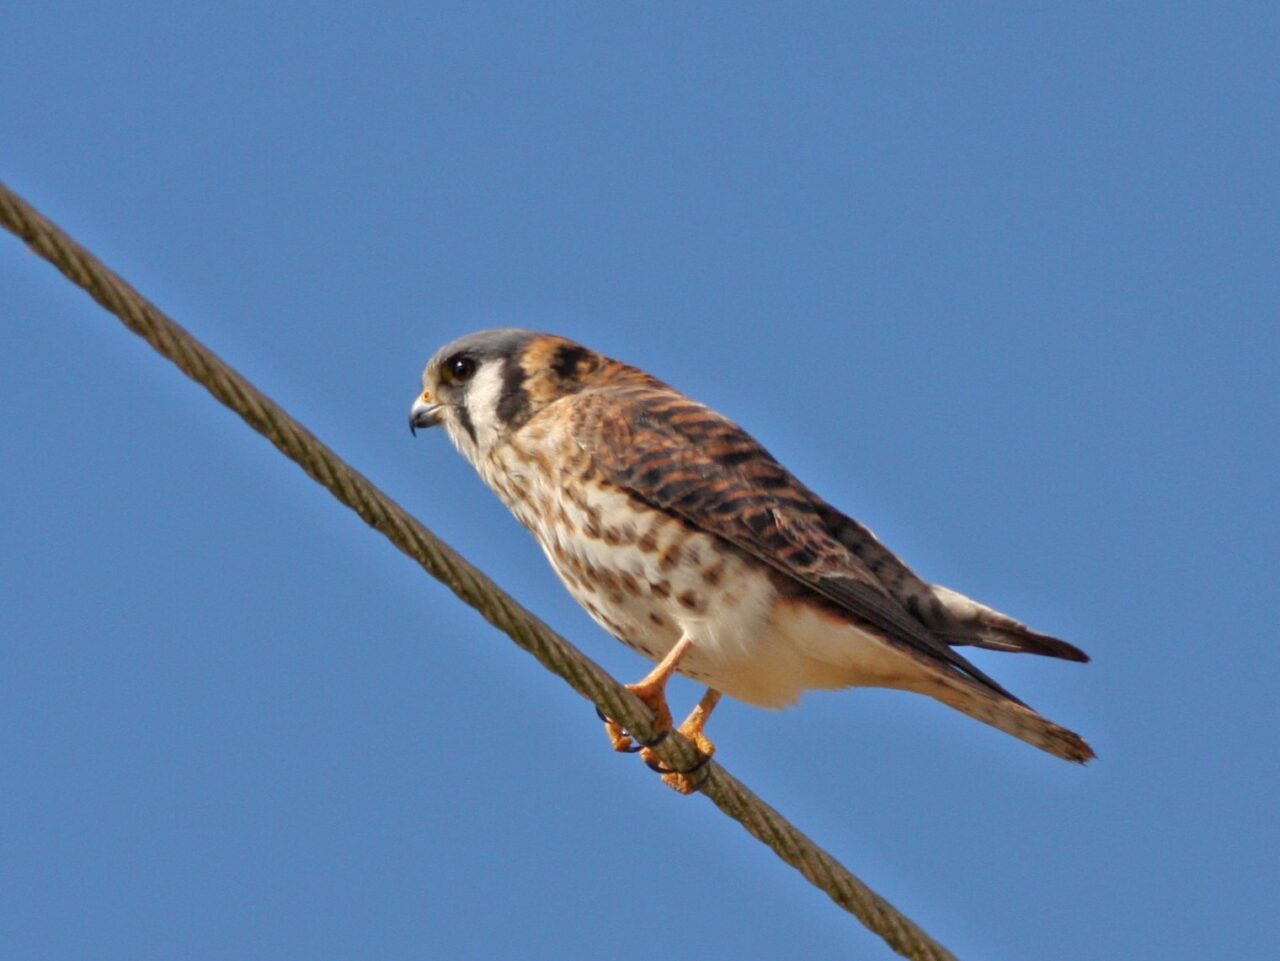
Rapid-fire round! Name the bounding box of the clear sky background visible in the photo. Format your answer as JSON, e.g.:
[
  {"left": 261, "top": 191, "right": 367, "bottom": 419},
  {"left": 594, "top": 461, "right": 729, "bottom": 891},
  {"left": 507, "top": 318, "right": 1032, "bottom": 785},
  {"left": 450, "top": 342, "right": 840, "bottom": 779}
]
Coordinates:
[{"left": 3, "top": 5, "right": 1277, "bottom": 960}]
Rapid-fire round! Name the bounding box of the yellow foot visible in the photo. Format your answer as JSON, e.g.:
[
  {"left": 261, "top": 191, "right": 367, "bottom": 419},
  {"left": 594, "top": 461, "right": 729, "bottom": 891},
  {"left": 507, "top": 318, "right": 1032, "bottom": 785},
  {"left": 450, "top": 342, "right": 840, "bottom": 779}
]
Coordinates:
[
  {"left": 600, "top": 637, "right": 693, "bottom": 753},
  {"left": 601, "top": 678, "right": 675, "bottom": 753},
  {"left": 641, "top": 722, "right": 716, "bottom": 795},
  {"left": 603, "top": 716, "right": 638, "bottom": 753},
  {"left": 641, "top": 688, "right": 721, "bottom": 794}
]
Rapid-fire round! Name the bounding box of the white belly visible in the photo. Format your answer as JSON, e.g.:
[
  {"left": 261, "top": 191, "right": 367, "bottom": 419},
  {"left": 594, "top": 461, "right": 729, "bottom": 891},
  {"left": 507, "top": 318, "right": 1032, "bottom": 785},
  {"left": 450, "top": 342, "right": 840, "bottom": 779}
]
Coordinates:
[{"left": 479, "top": 436, "right": 923, "bottom": 708}]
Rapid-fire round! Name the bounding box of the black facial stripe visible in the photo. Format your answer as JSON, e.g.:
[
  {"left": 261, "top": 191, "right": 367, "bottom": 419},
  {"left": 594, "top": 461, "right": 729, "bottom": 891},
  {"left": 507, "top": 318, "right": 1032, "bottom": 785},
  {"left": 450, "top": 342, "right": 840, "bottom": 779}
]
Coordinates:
[
  {"left": 456, "top": 400, "right": 477, "bottom": 444},
  {"left": 496, "top": 354, "right": 531, "bottom": 427},
  {"left": 551, "top": 344, "right": 589, "bottom": 380}
]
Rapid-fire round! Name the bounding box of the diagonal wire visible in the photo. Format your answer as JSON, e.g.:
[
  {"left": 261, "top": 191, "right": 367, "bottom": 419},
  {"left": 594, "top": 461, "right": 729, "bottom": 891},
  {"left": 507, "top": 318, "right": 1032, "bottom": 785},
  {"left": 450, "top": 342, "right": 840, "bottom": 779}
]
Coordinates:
[{"left": 1, "top": 179, "right": 960, "bottom": 961}]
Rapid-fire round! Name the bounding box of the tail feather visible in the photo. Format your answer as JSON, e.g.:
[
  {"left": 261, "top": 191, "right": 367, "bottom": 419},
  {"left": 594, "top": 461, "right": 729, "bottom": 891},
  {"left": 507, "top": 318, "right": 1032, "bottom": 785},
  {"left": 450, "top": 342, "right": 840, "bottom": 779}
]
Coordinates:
[
  {"left": 930, "top": 585, "right": 1089, "bottom": 662},
  {"left": 921, "top": 672, "right": 1095, "bottom": 763}
]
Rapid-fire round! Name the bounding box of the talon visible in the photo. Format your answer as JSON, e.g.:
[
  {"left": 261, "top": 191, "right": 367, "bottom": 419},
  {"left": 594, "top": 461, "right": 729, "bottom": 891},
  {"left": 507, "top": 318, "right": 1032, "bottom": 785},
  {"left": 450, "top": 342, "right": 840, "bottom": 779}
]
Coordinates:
[
  {"left": 661, "top": 764, "right": 712, "bottom": 795},
  {"left": 639, "top": 727, "right": 670, "bottom": 750},
  {"left": 603, "top": 716, "right": 642, "bottom": 754},
  {"left": 658, "top": 739, "right": 715, "bottom": 794},
  {"left": 646, "top": 688, "right": 722, "bottom": 795},
  {"left": 641, "top": 743, "right": 713, "bottom": 776},
  {"left": 643, "top": 750, "right": 672, "bottom": 774},
  {"left": 680, "top": 749, "right": 714, "bottom": 776},
  {"left": 599, "top": 635, "right": 695, "bottom": 757},
  {"left": 598, "top": 704, "right": 650, "bottom": 753}
]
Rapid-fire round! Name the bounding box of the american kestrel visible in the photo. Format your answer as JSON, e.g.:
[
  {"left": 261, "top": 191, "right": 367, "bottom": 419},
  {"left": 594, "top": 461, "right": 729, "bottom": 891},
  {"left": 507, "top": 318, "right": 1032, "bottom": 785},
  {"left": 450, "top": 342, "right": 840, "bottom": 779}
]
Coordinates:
[{"left": 410, "top": 330, "right": 1092, "bottom": 792}]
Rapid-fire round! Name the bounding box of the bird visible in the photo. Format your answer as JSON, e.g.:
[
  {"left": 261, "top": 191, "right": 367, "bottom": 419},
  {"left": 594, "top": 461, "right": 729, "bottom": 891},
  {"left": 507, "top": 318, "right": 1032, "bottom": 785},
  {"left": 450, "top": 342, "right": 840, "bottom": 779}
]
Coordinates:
[{"left": 409, "top": 329, "right": 1093, "bottom": 792}]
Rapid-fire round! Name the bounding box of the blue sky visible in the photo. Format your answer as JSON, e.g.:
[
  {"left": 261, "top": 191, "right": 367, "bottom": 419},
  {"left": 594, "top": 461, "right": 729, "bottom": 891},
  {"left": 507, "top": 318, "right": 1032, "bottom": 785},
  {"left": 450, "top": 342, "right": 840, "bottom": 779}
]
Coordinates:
[{"left": 3, "top": 5, "right": 1277, "bottom": 959}]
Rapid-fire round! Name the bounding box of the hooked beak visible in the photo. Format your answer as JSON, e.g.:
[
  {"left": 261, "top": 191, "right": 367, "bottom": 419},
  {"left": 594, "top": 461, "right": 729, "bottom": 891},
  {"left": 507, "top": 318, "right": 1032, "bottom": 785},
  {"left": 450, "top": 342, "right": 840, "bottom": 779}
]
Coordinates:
[{"left": 409, "top": 391, "right": 443, "bottom": 435}]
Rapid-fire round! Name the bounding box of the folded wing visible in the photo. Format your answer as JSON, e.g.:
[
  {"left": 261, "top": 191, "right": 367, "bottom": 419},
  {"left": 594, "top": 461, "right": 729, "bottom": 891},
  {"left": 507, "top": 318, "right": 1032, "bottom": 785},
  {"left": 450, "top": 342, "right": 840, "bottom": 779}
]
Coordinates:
[{"left": 567, "top": 385, "right": 1018, "bottom": 701}]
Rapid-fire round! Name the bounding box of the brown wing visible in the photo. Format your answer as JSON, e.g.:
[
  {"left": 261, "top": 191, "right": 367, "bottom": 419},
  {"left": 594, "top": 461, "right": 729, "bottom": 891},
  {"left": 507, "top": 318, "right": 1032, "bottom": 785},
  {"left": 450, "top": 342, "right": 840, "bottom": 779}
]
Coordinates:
[{"left": 568, "top": 385, "right": 1018, "bottom": 701}]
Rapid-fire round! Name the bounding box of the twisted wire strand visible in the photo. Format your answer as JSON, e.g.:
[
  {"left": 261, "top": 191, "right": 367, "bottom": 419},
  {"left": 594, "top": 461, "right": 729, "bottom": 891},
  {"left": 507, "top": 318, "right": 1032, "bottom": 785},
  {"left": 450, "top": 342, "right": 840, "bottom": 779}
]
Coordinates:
[{"left": 1, "top": 180, "right": 959, "bottom": 961}]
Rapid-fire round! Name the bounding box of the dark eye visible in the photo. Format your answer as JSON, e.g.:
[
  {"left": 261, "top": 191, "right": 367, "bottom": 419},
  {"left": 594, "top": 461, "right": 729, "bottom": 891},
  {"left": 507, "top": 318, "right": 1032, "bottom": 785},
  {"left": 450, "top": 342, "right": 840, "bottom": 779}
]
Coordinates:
[{"left": 444, "top": 354, "right": 477, "bottom": 384}]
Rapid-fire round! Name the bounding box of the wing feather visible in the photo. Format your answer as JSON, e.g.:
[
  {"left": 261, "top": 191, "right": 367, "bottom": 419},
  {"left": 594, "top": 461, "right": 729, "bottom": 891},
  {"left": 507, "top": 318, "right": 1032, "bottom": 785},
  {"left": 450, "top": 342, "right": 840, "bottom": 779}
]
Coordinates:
[{"left": 568, "top": 386, "right": 1018, "bottom": 701}]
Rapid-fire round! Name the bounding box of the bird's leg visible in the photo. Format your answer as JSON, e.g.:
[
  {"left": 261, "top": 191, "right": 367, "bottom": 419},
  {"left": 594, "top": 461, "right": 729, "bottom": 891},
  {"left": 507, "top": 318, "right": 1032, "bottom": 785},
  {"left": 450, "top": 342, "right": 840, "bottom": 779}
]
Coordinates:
[
  {"left": 677, "top": 687, "right": 721, "bottom": 757},
  {"left": 648, "top": 687, "right": 722, "bottom": 795},
  {"left": 602, "top": 634, "right": 694, "bottom": 753}
]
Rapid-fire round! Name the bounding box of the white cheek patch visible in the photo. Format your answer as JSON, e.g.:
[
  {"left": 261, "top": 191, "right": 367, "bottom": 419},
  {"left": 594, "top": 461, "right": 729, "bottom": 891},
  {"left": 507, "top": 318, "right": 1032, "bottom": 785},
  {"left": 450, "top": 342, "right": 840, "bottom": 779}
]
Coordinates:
[
  {"left": 459, "top": 361, "right": 507, "bottom": 453},
  {"left": 443, "top": 415, "right": 479, "bottom": 465}
]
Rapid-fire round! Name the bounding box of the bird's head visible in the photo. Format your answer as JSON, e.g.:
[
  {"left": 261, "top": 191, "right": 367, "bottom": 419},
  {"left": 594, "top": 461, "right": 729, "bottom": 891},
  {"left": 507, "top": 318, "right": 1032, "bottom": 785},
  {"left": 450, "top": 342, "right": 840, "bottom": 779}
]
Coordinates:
[{"left": 410, "top": 328, "right": 614, "bottom": 463}]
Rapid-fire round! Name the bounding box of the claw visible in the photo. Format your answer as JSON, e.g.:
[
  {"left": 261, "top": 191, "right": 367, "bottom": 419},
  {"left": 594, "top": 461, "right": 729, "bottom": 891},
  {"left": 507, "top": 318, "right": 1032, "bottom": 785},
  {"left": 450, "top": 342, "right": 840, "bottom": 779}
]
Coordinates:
[
  {"left": 603, "top": 717, "right": 645, "bottom": 753},
  {"left": 642, "top": 688, "right": 722, "bottom": 794},
  {"left": 597, "top": 635, "right": 693, "bottom": 757},
  {"left": 597, "top": 703, "right": 662, "bottom": 753}
]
